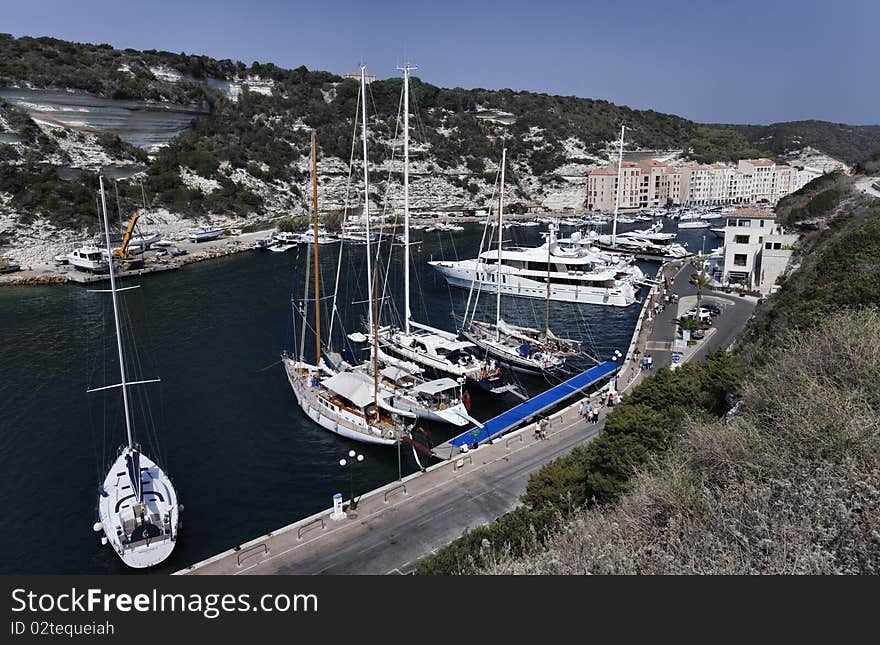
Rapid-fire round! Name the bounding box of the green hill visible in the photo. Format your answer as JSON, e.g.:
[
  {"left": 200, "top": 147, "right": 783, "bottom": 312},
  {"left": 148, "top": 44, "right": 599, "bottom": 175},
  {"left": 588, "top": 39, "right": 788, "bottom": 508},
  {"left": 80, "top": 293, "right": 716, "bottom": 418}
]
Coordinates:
[{"left": 0, "top": 34, "right": 878, "bottom": 234}]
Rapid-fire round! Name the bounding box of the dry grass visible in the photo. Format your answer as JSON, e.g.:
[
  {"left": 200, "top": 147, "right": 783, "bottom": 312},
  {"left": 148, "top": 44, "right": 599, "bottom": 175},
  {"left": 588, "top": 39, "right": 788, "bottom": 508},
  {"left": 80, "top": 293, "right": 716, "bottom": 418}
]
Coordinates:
[{"left": 484, "top": 310, "right": 880, "bottom": 574}]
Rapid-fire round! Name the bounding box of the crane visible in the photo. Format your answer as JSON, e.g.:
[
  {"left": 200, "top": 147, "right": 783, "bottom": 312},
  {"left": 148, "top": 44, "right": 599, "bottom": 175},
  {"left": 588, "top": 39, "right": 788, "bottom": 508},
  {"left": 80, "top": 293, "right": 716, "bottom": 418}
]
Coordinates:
[{"left": 112, "top": 211, "right": 140, "bottom": 261}]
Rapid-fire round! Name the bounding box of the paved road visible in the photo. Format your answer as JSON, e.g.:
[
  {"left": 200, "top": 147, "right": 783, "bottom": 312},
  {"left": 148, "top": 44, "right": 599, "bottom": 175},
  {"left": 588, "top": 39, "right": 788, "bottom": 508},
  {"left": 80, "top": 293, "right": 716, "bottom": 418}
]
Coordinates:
[{"left": 643, "top": 264, "right": 756, "bottom": 369}]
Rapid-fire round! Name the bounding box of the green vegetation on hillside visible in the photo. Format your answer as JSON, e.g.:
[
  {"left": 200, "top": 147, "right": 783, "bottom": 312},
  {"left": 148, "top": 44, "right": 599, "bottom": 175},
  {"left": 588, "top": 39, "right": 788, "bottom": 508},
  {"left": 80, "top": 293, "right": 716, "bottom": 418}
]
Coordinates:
[
  {"left": 716, "top": 120, "right": 880, "bottom": 166},
  {"left": 417, "top": 352, "right": 743, "bottom": 575},
  {"left": 773, "top": 170, "right": 851, "bottom": 227},
  {"left": 1, "top": 34, "right": 878, "bottom": 232},
  {"left": 485, "top": 309, "right": 880, "bottom": 574}
]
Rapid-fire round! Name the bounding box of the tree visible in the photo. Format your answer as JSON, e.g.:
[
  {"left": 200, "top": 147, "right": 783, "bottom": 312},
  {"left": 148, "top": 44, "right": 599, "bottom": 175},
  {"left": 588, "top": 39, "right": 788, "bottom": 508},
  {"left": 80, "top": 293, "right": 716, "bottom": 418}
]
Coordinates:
[{"left": 691, "top": 270, "right": 711, "bottom": 309}]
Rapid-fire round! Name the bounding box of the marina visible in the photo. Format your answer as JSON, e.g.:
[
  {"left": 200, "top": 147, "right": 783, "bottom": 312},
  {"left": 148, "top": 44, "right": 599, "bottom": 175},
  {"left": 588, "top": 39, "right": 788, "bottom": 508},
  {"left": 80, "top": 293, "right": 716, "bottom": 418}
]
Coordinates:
[{"left": 1, "top": 217, "right": 689, "bottom": 574}]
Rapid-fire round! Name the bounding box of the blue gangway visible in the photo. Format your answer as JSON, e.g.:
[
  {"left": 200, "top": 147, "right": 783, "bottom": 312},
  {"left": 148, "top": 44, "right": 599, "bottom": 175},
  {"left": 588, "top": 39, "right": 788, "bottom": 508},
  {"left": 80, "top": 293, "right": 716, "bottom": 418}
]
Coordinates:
[{"left": 434, "top": 361, "right": 619, "bottom": 459}]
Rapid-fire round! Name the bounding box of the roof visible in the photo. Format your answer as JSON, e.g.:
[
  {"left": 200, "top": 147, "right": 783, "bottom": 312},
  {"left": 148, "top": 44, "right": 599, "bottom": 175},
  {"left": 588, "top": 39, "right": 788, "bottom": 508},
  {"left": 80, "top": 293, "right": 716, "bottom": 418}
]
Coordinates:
[
  {"left": 321, "top": 371, "right": 376, "bottom": 408},
  {"left": 413, "top": 378, "right": 460, "bottom": 395},
  {"left": 742, "top": 158, "right": 774, "bottom": 166},
  {"left": 728, "top": 207, "right": 776, "bottom": 220}
]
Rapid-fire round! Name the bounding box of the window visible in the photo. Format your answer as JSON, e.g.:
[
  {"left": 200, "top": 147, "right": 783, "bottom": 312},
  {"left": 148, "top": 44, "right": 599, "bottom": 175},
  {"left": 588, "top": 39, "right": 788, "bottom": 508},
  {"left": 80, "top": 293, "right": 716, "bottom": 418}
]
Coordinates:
[
  {"left": 773, "top": 242, "right": 782, "bottom": 250},
  {"left": 735, "top": 235, "right": 750, "bottom": 244},
  {"left": 765, "top": 242, "right": 772, "bottom": 249},
  {"left": 733, "top": 254, "right": 748, "bottom": 267},
  {"left": 738, "top": 219, "right": 752, "bottom": 227}
]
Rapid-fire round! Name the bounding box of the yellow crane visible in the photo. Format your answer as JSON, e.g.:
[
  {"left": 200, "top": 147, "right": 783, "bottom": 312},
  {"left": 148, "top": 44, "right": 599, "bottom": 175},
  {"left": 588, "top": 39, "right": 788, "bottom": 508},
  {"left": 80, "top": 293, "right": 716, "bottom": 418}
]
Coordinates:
[{"left": 112, "top": 211, "right": 140, "bottom": 260}]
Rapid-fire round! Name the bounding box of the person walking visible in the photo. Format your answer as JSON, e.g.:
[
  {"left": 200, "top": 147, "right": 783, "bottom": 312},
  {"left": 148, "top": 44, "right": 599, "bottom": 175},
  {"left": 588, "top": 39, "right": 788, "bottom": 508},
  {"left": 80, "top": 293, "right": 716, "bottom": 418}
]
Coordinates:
[{"left": 577, "top": 400, "right": 584, "bottom": 419}]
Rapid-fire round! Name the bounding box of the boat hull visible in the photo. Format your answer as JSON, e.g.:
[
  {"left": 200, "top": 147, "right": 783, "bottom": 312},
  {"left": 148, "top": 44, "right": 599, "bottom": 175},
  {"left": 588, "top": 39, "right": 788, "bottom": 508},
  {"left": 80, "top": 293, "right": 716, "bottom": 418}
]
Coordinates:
[
  {"left": 284, "top": 359, "right": 399, "bottom": 446},
  {"left": 431, "top": 262, "right": 636, "bottom": 307}
]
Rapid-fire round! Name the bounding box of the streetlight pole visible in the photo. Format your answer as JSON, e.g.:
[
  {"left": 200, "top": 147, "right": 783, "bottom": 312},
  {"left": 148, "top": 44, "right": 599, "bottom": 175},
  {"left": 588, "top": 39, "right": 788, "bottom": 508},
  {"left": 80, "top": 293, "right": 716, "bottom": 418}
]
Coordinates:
[{"left": 339, "top": 450, "right": 364, "bottom": 511}]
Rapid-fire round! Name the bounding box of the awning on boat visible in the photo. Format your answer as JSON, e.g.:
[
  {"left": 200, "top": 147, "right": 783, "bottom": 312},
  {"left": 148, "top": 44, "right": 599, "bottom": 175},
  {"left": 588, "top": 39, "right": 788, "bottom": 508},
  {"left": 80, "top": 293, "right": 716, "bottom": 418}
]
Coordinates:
[
  {"left": 380, "top": 366, "right": 414, "bottom": 384},
  {"left": 321, "top": 371, "right": 376, "bottom": 408},
  {"left": 412, "top": 378, "right": 460, "bottom": 396}
]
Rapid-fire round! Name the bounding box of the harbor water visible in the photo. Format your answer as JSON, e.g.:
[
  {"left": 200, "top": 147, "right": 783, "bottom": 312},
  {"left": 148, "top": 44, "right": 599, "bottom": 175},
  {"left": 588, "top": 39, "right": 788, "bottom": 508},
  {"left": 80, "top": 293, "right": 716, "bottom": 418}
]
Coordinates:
[{"left": 0, "top": 219, "right": 720, "bottom": 573}]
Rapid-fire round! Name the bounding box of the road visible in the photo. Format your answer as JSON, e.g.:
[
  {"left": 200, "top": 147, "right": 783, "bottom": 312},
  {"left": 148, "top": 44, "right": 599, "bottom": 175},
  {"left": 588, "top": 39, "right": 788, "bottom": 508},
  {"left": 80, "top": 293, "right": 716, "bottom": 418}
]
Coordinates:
[{"left": 643, "top": 263, "right": 756, "bottom": 368}]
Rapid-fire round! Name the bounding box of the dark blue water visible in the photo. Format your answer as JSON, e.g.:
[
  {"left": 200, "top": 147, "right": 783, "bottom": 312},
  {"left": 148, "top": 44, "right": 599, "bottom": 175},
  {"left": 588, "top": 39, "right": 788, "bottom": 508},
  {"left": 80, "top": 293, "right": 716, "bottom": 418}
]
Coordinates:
[{"left": 0, "top": 219, "right": 718, "bottom": 574}]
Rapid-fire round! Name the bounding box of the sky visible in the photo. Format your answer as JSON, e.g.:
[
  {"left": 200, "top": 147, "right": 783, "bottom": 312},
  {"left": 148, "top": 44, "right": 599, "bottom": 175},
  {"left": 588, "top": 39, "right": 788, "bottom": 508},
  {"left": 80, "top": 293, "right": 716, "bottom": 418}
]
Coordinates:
[{"left": 3, "top": 0, "right": 878, "bottom": 125}]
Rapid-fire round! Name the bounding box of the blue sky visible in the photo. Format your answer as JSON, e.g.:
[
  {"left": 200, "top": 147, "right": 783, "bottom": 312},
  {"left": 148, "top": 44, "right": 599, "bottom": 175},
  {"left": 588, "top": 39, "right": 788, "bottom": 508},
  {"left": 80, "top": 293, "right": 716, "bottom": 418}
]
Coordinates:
[{"left": 3, "top": 0, "right": 877, "bottom": 124}]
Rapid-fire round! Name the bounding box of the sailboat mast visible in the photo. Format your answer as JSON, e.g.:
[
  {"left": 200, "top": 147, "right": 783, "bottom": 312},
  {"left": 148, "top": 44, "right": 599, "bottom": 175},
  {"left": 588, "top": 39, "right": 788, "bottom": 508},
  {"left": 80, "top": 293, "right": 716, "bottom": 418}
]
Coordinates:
[
  {"left": 612, "top": 124, "right": 625, "bottom": 247},
  {"left": 372, "top": 262, "right": 380, "bottom": 416},
  {"left": 545, "top": 224, "right": 551, "bottom": 338},
  {"left": 399, "top": 64, "right": 416, "bottom": 335},
  {"left": 496, "top": 148, "right": 506, "bottom": 341},
  {"left": 98, "top": 176, "right": 134, "bottom": 450},
  {"left": 361, "top": 66, "right": 374, "bottom": 347},
  {"left": 311, "top": 130, "right": 321, "bottom": 366}
]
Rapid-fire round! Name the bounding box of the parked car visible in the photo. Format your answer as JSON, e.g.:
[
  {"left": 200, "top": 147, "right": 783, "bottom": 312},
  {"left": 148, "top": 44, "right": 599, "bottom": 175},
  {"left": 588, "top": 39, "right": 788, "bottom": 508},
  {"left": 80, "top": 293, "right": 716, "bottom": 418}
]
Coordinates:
[
  {"left": 691, "top": 328, "right": 706, "bottom": 340},
  {"left": 169, "top": 247, "right": 188, "bottom": 257},
  {"left": 155, "top": 248, "right": 168, "bottom": 258},
  {"left": 702, "top": 303, "right": 722, "bottom": 317},
  {"left": 684, "top": 307, "right": 712, "bottom": 323}
]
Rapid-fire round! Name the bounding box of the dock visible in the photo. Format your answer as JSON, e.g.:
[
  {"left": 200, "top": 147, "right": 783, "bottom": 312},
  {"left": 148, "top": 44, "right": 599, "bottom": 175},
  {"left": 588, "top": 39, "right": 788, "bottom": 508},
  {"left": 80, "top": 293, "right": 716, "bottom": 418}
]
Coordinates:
[
  {"left": 65, "top": 262, "right": 181, "bottom": 283},
  {"left": 431, "top": 360, "right": 620, "bottom": 460}
]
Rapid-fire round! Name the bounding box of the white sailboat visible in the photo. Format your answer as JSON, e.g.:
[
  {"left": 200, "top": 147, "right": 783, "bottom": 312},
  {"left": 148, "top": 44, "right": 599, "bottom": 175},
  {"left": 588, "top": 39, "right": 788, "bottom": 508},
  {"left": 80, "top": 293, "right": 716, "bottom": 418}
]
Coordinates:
[
  {"left": 283, "top": 88, "right": 415, "bottom": 446},
  {"left": 92, "top": 176, "right": 179, "bottom": 569},
  {"left": 373, "top": 65, "right": 505, "bottom": 391},
  {"left": 458, "top": 150, "right": 581, "bottom": 374}
]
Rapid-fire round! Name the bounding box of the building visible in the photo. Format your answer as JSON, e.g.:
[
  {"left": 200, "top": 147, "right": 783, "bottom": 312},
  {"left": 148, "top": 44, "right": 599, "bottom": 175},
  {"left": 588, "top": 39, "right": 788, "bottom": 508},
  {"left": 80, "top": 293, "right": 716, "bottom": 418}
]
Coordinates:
[
  {"left": 720, "top": 207, "right": 797, "bottom": 293},
  {"left": 344, "top": 71, "right": 376, "bottom": 84},
  {"left": 586, "top": 157, "right": 797, "bottom": 211}
]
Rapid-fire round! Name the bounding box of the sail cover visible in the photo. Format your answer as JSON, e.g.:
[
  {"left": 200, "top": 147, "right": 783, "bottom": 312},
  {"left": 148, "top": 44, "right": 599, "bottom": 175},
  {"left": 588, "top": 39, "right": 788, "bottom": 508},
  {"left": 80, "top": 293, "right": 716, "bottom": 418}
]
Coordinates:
[{"left": 125, "top": 450, "right": 142, "bottom": 501}]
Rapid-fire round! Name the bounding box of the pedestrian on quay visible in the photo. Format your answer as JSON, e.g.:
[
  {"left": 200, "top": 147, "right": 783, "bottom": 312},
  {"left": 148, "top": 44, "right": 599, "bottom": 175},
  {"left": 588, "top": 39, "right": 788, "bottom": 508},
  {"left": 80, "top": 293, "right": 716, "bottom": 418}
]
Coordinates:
[
  {"left": 577, "top": 400, "right": 584, "bottom": 418},
  {"left": 592, "top": 407, "right": 600, "bottom": 423},
  {"left": 648, "top": 354, "right": 654, "bottom": 369},
  {"left": 539, "top": 417, "right": 549, "bottom": 440}
]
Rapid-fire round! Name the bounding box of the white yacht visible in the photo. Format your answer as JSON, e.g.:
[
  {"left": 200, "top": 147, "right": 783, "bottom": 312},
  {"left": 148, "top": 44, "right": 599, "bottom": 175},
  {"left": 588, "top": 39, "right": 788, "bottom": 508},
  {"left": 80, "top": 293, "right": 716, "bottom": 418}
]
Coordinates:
[
  {"left": 678, "top": 220, "right": 711, "bottom": 229},
  {"left": 376, "top": 367, "right": 471, "bottom": 427},
  {"left": 68, "top": 245, "right": 110, "bottom": 273},
  {"left": 429, "top": 225, "right": 643, "bottom": 307},
  {"left": 588, "top": 223, "right": 690, "bottom": 261}
]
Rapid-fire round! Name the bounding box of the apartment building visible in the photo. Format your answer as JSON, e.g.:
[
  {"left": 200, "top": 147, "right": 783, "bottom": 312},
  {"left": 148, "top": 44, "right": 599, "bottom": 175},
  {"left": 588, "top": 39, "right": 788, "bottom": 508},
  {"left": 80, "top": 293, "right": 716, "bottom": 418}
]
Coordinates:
[
  {"left": 586, "top": 157, "right": 797, "bottom": 211},
  {"left": 720, "top": 207, "right": 797, "bottom": 293}
]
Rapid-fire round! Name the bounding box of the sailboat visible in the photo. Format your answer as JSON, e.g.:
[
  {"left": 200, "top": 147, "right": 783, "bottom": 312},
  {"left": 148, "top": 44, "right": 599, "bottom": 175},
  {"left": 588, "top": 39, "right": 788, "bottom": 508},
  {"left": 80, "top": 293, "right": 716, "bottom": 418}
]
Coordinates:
[
  {"left": 92, "top": 176, "right": 179, "bottom": 568},
  {"left": 458, "top": 150, "right": 581, "bottom": 375},
  {"left": 371, "top": 66, "right": 506, "bottom": 393},
  {"left": 283, "top": 104, "right": 415, "bottom": 446}
]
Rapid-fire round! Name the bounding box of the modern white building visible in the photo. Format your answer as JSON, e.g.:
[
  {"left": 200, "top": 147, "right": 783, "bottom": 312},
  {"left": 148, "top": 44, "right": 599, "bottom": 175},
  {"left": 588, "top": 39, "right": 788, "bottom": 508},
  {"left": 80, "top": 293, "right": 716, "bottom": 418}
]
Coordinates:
[{"left": 720, "top": 207, "right": 797, "bottom": 293}]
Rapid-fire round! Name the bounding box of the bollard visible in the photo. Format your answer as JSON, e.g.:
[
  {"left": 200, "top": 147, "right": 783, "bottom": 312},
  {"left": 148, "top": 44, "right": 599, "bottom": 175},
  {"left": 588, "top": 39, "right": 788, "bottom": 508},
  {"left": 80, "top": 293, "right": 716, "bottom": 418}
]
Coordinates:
[{"left": 330, "top": 493, "right": 345, "bottom": 521}]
